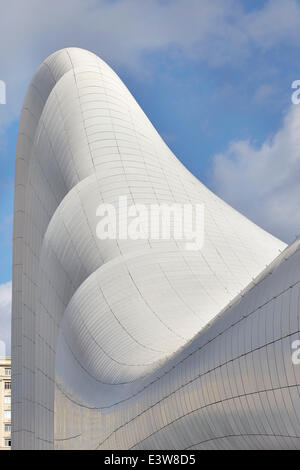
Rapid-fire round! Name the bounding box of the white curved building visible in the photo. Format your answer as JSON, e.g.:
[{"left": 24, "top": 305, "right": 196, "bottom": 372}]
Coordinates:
[{"left": 12, "top": 47, "right": 300, "bottom": 450}]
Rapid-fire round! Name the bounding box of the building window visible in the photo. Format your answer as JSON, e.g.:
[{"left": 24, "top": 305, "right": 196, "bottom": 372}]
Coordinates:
[
  {"left": 4, "top": 439, "right": 11, "bottom": 447},
  {"left": 4, "top": 410, "right": 11, "bottom": 420},
  {"left": 4, "top": 424, "right": 11, "bottom": 433},
  {"left": 4, "top": 381, "right": 11, "bottom": 390},
  {"left": 4, "top": 396, "right": 11, "bottom": 404},
  {"left": 4, "top": 368, "right": 11, "bottom": 376}
]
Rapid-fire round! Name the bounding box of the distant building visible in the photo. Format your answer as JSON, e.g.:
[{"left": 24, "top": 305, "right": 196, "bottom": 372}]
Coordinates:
[{"left": 0, "top": 358, "right": 11, "bottom": 450}]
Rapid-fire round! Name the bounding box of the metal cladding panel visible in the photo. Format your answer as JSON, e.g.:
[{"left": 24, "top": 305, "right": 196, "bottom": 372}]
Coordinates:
[{"left": 12, "top": 47, "right": 300, "bottom": 450}]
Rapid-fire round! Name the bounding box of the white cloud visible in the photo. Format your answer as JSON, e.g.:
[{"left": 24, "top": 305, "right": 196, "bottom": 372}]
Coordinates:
[
  {"left": 212, "top": 103, "right": 300, "bottom": 243},
  {"left": 1, "top": 0, "right": 300, "bottom": 131},
  {"left": 245, "top": 0, "right": 300, "bottom": 50},
  {"left": 0, "top": 281, "right": 11, "bottom": 355}
]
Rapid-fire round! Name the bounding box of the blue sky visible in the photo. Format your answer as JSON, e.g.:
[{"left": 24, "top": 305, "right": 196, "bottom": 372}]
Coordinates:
[{"left": 2, "top": 0, "right": 300, "bottom": 351}]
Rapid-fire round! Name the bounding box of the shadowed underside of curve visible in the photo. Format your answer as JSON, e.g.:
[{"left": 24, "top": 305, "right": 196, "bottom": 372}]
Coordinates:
[{"left": 12, "top": 47, "right": 300, "bottom": 450}]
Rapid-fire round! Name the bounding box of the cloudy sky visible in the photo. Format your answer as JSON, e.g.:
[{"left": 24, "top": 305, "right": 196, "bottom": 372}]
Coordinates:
[{"left": 2, "top": 0, "right": 300, "bottom": 352}]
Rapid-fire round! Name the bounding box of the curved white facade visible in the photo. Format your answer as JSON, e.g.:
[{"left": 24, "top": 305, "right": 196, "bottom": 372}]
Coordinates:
[{"left": 12, "top": 47, "right": 300, "bottom": 450}]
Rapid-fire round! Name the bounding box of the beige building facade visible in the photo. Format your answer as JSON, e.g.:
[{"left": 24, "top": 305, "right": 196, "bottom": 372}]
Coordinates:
[{"left": 0, "top": 358, "right": 11, "bottom": 450}]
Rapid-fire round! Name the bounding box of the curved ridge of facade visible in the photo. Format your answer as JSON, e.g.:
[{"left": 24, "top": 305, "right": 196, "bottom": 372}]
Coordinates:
[{"left": 12, "top": 47, "right": 298, "bottom": 450}]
